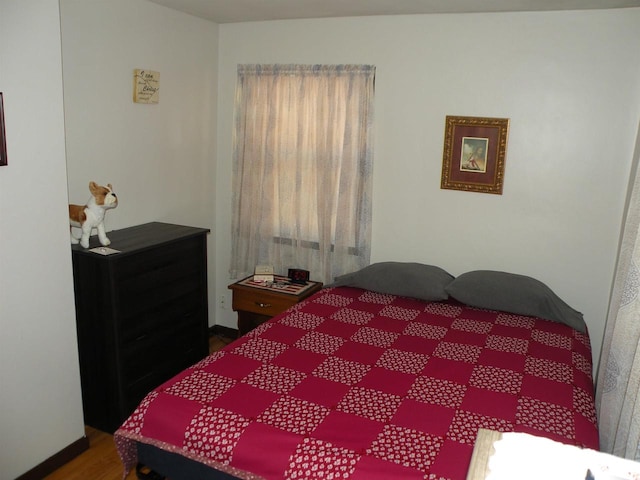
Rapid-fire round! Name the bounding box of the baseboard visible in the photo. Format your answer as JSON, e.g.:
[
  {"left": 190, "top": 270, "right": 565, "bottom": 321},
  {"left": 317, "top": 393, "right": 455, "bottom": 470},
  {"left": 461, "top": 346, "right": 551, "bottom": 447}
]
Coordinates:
[
  {"left": 16, "top": 435, "right": 89, "bottom": 480},
  {"left": 209, "top": 324, "right": 238, "bottom": 339}
]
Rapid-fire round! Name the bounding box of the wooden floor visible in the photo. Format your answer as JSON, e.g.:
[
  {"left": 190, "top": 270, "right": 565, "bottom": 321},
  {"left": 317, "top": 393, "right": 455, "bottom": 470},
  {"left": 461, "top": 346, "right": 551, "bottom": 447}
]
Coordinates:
[{"left": 45, "top": 334, "right": 235, "bottom": 480}]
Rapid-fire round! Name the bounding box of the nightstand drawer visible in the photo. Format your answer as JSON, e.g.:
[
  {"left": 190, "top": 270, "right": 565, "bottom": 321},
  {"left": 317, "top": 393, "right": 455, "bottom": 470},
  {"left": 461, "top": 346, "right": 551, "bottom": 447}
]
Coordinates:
[{"left": 232, "top": 289, "right": 296, "bottom": 317}]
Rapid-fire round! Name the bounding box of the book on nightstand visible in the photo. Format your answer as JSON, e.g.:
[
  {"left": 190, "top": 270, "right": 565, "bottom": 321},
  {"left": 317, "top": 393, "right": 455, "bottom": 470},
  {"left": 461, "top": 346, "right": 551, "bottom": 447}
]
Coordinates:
[{"left": 253, "top": 264, "right": 275, "bottom": 282}]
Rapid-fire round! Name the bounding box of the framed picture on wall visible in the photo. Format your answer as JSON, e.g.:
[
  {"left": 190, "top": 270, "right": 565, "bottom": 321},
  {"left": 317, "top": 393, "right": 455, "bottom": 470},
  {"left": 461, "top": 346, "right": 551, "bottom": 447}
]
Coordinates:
[
  {"left": 440, "top": 115, "right": 509, "bottom": 194},
  {"left": 0, "top": 92, "right": 7, "bottom": 167}
]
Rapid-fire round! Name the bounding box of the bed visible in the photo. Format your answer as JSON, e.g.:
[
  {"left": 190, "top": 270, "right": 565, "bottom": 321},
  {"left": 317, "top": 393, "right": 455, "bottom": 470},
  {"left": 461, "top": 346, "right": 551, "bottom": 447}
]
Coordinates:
[{"left": 115, "top": 263, "right": 599, "bottom": 480}]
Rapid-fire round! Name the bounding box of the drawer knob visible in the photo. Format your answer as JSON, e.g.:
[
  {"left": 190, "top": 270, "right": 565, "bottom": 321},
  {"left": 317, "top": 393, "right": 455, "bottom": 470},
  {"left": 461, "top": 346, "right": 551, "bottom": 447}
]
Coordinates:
[{"left": 255, "top": 301, "right": 272, "bottom": 308}]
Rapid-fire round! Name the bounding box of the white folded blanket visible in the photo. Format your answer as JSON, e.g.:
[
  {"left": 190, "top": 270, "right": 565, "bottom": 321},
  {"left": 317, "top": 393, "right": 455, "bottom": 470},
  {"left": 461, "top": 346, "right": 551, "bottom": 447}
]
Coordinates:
[{"left": 486, "top": 432, "right": 640, "bottom": 480}]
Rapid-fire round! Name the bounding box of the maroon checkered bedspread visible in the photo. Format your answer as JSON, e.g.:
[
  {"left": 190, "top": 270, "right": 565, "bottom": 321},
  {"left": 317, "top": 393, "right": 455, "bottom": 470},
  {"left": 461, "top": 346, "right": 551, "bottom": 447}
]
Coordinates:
[{"left": 115, "top": 286, "right": 598, "bottom": 480}]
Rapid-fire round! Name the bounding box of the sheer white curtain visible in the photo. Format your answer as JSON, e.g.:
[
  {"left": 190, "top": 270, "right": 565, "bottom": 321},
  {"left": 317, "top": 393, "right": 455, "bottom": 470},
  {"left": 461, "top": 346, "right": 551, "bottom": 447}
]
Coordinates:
[
  {"left": 230, "top": 65, "right": 375, "bottom": 284},
  {"left": 596, "top": 122, "right": 640, "bottom": 460}
]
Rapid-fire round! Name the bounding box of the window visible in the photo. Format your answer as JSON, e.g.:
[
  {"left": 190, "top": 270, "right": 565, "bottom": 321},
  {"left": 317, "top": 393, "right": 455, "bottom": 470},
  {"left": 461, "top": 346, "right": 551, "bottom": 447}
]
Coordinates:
[{"left": 230, "top": 64, "right": 375, "bottom": 284}]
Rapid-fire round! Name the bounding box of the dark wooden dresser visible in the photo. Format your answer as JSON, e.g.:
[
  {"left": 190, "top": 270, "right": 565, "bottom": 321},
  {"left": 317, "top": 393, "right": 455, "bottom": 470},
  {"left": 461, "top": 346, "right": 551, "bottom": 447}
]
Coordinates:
[{"left": 71, "top": 222, "right": 210, "bottom": 432}]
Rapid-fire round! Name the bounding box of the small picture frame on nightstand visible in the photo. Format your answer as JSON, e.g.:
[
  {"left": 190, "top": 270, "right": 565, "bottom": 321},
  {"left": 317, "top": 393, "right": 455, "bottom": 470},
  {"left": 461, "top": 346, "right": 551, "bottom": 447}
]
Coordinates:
[{"left": 288, "top": 268, "right": 310, "bottom": 285}]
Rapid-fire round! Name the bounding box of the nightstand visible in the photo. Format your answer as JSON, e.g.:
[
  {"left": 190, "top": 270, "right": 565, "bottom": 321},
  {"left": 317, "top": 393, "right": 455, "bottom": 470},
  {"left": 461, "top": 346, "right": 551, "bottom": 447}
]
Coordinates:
[{"left": 229, "top": 275, "right": 323, "bottom": 336}]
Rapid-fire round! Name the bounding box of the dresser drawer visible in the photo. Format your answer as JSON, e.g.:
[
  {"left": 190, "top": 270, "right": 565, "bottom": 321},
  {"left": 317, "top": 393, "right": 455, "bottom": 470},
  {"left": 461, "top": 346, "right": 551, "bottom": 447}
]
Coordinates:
[
  {"left": 122, "top": 343, "right": 205, "bottom": 416},
  {"left": 118, "top": 279, "right": 204, "bottom": 337},
  {"left": 232, "top": 288, "right": 297, "bottom": 317},
  {"left": 115, "top": 241, "right": 203, "bottom": 299},
  {"left": 121, "top": 316, "right": 205, "bottom": 387},
  {"left": 119, "top": 295, "right": 204, "bottom": 345},
  {"left": 114, "top": 236, "right": 203, "bottom": 282}
]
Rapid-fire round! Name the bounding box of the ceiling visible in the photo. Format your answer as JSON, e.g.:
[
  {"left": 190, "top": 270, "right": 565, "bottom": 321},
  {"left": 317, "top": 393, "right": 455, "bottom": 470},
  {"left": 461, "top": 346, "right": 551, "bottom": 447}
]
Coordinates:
[{"left": 146, "top": 0, "right": 640, "bottom": 23}]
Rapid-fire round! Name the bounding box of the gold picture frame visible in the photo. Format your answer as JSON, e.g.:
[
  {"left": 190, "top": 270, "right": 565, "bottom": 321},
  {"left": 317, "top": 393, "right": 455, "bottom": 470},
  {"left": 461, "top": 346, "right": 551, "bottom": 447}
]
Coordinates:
[
  {"left": 441, "top": 116, "right": 509, "bottom": 195},
  {"left": 0, "top": 92, "right": 6, "bottom": 167}
]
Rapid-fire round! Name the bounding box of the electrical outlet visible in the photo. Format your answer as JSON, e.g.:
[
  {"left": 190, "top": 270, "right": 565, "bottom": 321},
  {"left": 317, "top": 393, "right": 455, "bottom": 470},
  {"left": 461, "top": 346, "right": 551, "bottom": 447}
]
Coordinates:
[{"left": 219, "top": 295, "right": 226, "bottom": 309}]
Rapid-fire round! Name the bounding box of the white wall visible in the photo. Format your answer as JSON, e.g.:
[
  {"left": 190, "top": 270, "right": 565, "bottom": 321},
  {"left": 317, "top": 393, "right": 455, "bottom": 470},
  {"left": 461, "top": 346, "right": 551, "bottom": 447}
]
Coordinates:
[
  {"left": 215, "top": 9, "right": 640, "bottom": 370},
  {"left": 0, "top": 1, "right": 85, "bottom": 478},
  {"left": 60, "top": 0, "right": 219, "bottom": 320},
  {"left": 0, "top": 1, "right": 217, "bottom": 476}
]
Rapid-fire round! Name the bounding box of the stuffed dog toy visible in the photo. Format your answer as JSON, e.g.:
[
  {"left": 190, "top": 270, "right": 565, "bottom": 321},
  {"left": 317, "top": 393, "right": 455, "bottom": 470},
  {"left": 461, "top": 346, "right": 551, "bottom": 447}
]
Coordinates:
[{"left": 69, "top": 181, "right": 118, "bottom": 248}]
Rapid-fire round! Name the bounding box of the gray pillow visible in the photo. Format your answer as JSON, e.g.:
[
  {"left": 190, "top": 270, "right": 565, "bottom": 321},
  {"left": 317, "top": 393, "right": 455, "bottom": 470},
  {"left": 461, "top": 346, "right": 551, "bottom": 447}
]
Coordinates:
[
  {"left": 445, "top": 270, "right": 586, "bottom": 333},
  {"left": 331, "top": 262, "right": 454, "bottom": 302}
]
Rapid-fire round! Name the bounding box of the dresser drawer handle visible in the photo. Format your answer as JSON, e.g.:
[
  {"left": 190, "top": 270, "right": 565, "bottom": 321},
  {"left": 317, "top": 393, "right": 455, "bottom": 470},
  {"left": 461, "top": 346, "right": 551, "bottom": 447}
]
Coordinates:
[{"left": 255, "top": 301, "right": 272, "bottom": 308}]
